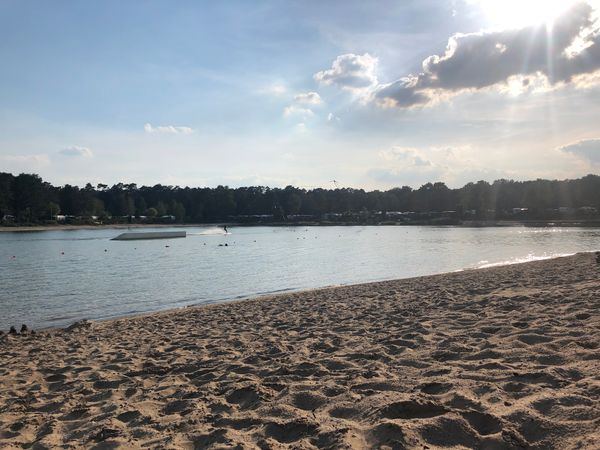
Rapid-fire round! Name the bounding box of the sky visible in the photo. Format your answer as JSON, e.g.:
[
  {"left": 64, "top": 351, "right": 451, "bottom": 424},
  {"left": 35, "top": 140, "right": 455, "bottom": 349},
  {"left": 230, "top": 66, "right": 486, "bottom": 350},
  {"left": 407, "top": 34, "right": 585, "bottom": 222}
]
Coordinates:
[{"left": 1, "top": 0, "right": 600, "bottom": 190}]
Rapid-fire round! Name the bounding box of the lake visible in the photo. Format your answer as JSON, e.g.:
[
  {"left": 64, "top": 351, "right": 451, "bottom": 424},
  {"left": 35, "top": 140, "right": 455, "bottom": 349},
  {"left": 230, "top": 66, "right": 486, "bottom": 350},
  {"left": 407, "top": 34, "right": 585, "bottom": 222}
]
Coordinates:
[{"left": 1, "top": 225, "right": 599, "bottom": 330}]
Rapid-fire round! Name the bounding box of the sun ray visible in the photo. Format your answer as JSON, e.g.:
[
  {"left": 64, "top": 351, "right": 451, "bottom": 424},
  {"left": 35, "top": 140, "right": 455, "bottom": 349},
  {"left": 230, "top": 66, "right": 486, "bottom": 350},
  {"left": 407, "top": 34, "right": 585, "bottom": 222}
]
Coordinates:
[{"left": 473, "top": 0, "right": 583, "bottom": 29}]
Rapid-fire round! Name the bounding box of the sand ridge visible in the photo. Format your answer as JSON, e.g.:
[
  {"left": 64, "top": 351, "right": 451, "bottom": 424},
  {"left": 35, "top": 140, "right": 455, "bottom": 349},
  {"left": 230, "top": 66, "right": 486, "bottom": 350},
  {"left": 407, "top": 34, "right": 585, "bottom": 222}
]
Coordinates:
[{"left": 1, "top": 253, "right": 599, "bottom": 449}]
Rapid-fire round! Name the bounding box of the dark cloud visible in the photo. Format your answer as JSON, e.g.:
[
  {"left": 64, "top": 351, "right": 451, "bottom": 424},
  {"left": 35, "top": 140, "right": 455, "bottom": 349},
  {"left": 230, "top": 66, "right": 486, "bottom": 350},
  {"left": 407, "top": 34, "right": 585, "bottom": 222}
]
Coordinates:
[
  {"left": 376, "top": 2, "right": 600, "bottom": 107},
  {"left": 560, "top": 138, "right": 600, "bottom": 162}
]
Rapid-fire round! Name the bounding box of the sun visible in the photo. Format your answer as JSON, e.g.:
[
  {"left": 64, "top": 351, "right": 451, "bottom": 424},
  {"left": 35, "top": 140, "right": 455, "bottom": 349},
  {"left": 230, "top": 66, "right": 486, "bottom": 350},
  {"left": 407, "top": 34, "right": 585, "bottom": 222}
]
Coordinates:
[{"left": 474, "top": 0, "right": 583, "bottom": 29}]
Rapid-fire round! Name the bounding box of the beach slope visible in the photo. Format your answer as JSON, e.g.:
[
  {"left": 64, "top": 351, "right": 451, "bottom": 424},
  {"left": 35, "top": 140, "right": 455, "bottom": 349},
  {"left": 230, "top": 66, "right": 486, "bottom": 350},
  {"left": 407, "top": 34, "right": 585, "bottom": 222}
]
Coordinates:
[{"left": 1, "top": 253, "right": 599, "bottom": 449}]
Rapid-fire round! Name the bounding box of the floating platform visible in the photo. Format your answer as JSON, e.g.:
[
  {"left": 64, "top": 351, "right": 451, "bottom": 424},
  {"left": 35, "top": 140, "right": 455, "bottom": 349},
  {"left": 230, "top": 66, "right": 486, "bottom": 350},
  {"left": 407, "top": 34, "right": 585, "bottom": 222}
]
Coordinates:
[{"left": 112, "top": 231, "right": 186, "bottom": 240}]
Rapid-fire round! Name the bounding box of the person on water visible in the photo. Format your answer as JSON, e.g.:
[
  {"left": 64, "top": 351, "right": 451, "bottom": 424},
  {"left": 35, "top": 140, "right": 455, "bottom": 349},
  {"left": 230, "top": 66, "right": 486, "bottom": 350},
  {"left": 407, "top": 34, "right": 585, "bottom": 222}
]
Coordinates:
[{"left": 223, "top": 225, "right": 228, "bottom": 234}]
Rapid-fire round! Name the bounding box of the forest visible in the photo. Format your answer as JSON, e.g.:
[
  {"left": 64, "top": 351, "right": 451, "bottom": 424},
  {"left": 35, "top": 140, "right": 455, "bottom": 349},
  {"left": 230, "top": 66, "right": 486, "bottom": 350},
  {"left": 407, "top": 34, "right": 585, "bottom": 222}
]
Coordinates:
[{"left": 1, "top": 172, "right": 600, "bottom": 225}]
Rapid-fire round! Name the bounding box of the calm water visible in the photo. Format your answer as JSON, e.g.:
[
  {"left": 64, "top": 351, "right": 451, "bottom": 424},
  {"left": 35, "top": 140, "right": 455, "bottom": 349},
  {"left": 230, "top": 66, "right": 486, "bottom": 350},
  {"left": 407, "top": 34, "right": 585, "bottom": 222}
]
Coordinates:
[{"left": 1, "top": 225, "right": 599, "bottom": 330}]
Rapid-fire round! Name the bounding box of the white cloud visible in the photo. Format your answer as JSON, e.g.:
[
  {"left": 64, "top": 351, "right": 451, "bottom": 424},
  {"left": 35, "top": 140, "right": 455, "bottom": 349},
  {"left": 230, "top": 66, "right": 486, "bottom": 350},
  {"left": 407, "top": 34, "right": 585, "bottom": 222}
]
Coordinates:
[
  {"left": 368, "top": 145, "right": 513, "bottom": 188},
  {"left": 374, "top": 2, "right": 600, "bottom": 107},
  {"left": 283, "top": 92, "right": 321, "bottom": 119},
  {"left": 294, "top": 92, "right": 322, "bottom": 105},
  {"left": 283, "top": 105, "right": 314, "bottom": 119},
  {"left": 144, "top": 123, "right": 194, "bottom": 134},
  {"left": 314, "top": 53, "right": 378, "bottom": 92},
  {"left": 379, "top": 147, "right": 432, "bottom": 166},
  {"left": 59, "top": 146, "right": 93, "bottom": 157},
  {"left": 294, "top": 123, "right": 308, "bottom": 133},
  {"left": 327, "top": 112, "right": 341, "bottom": 123},
  {"left": 257, "top": 83, "right": 287, "bottom": 96},
  {"left": 560, "top": 138, "right": 600, "bottom": 163},
  {"left": 1, "top": 154, "right": 50, "bottom": 167}
]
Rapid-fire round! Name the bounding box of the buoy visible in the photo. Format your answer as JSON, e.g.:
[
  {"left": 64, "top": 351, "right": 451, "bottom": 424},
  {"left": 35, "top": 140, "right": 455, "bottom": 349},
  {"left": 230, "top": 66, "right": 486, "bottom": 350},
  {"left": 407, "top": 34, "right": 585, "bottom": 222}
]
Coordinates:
[{"left": 104, "top": 249, "right": 108, "bottom": 252}]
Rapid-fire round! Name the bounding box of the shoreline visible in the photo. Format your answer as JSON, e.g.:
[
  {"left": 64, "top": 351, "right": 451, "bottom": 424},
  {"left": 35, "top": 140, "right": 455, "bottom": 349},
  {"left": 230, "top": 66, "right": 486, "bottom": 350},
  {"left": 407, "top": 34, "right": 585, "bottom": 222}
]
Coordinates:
[
  {"left": 9, "top": 251, "right": 585, "bottom": 333},
  {"left": 0, "top": 223, "right": 196, "bottom": 233},
  {"left": 3, "top": 219, "right": 600, "bottom": 233},
  {"left": 1, "top": 253, "right": 599, "bottom": 448}
]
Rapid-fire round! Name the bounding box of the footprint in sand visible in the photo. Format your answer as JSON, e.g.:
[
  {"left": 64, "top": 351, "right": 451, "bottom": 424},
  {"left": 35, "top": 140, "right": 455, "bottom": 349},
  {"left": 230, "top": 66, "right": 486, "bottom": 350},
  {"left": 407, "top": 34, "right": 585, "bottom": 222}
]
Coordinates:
[
  {"left": 460, "top": 410, "right": 503, "bottom": 435},
  {"left": 419, "top": 382, "right": 453, "bottom": 395},
  {"left": 532, "top": 396, "right": 599, "bottom": 421},
  {"left": 161, "top": 399, "right": 193, "bottom": 416},
  {"left": 419, "top": 417, "right": 481, "bottom": 447},
  {"left": 381, "top": 399, "right": 448, "bottom": 419},
  {"left": 225, "top": 386, "right": 263, "bottom": 409},
  {"left": 516, "top": 333, "right": 554, "bottom": 345},
  {"left": 368, "top": 422, "right": 406, "bottom": 447},
  {"left": 290, "top": 391, "right": 327, "bottom": 411},
  {"left": 328, "top": 404, "right": 361, "bottom": 419},
  {"left": 263, "top": 419, "right": 319, "bottom": 444},
  {"left": 116, "top": 410, "right": 142, "bottom": 423}
]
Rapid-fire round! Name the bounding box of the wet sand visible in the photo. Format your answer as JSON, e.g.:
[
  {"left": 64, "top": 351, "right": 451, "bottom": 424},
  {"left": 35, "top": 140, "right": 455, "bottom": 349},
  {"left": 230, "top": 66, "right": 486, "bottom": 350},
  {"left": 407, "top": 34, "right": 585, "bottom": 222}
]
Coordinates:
[{"left": 1, "top": 253, "right": 599, "bottom": 449}]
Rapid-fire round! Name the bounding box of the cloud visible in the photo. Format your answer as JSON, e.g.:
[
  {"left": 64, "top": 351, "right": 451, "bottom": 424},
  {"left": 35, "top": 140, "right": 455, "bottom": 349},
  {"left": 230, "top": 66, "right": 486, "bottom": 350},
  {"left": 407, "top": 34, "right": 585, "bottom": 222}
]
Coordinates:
[
  {"left": 379, "top": 147, "right": 432, "bottom": 166},
  {"left": 370, "top": 147, "right": 442, "bottom": 186},
  {"left": 560, "top": 138, "right": 600, "bottom": 163},
  {"left": 257, "top": 83, "right": 287, "bottom": 96},
  {"left": 283, "top": 105, "right": 314, "bottom": 119},
  {"left": 294, "top": 123, "right": 308, "bottom": 133},
  {"left": 327, "top": 112, "right": 341, "bottom": 123},
  {"left": 294, "top": 91, "right": 322, "bottom": 105},
  {"left": 59, "top": 146, "right": 93, "bottom": 157},
  {"left": 1, "top": 154, "right": 50, "bottom": 167},
  {"left": 373, "top": 2, "right": 600, "bottom": 107},
  {"left": 314, "top": 53, "right": 378, "bottom": 92},
  {"left": 368, "top": 145, "right": 512, "bottom": 188},
  {"left": 144, "top": 123, "right": 194, "bottom": 134},
  {"left": 283, "top": 92, "right": 322, "bottom": 119},
  {"left": 367, "top": 166, "right": 444, "bottom": 187}
]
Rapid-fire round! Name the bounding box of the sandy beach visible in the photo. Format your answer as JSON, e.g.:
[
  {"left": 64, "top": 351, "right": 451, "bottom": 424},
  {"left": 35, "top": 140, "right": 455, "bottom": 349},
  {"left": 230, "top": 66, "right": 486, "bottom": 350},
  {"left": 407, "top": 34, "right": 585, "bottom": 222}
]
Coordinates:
[{"left": 1, "top": 253, "right": 599, "bottom": 449}]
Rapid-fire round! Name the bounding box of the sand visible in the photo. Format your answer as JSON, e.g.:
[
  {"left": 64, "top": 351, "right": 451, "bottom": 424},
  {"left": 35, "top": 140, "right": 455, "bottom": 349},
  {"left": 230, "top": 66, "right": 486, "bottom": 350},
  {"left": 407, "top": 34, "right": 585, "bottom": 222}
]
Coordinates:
[{"left": 1, "top": 253, "right": 599, "bottom": 449}]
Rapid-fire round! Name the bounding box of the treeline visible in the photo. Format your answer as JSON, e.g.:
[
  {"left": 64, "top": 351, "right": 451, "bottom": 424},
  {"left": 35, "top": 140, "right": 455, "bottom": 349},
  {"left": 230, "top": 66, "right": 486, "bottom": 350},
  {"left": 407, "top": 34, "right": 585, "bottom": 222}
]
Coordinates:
[{"left": 1, "top": 172, "right": 600, "bottom": 224}]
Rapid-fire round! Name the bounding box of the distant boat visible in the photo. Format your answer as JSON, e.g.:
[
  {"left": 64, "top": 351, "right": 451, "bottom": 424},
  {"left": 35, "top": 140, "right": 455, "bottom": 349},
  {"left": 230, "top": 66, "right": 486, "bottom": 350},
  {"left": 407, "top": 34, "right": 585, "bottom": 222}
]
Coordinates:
[{"left": 112, "top": 231, "right": 186, "bottom": 241}]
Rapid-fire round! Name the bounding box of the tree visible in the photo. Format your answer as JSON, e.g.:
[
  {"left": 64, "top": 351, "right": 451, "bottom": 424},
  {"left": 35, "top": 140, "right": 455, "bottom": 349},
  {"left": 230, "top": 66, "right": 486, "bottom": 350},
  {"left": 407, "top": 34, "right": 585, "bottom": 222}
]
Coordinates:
[
  {"left": 2, "top": 171, "right": 600, "bottom": 225},
  {"left": 12, "top": 173, "right": 48, "bottom": 222},
  {"left": 172, "top": 201, "right": 186, "bottom": 222},
  {"left": 135, "top": 197, "right": 147, "bottom": 217},
  {"left": 155, "top": 201, "right": 167, "bottom": 216},
  {"left": 285, "top": 193, "right": 302, "bottom": 216},
  {"left": 48, "top": 202, "right": 60, "bottom": 219},
  {"left": 0, "top": 172, "right": 14, "bottom": 217}
]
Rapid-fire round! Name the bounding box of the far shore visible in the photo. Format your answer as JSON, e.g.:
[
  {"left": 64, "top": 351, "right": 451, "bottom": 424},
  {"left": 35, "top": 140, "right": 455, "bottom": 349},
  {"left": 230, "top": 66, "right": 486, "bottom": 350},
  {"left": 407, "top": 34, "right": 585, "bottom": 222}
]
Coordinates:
[
  {"left": 0, "top": 223, "right": 197, "bottom": 233},
  {"left": 3, "top": 219, "right": 600, "bottom": 233}
]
